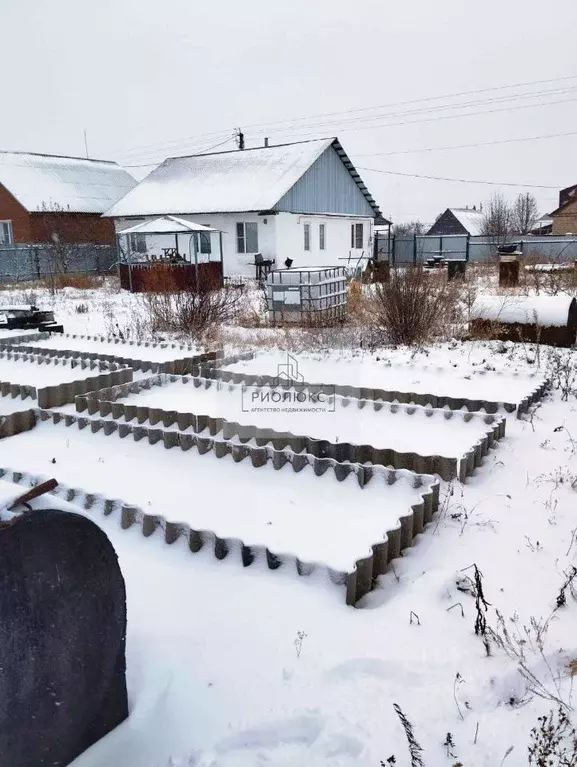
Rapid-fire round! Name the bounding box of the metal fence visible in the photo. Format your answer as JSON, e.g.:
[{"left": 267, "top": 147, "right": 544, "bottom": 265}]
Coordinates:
[
  {"left": 375, "top": 233, "right": 577, "bottom": 264},
  {"left": 0, "top": 244, "right": 116, "bottom": 282}
]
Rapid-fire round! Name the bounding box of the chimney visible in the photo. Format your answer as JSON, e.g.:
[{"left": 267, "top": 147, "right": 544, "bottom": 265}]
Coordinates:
[{"left": 264, "top": 137, "right": 269, "bottom": 147}]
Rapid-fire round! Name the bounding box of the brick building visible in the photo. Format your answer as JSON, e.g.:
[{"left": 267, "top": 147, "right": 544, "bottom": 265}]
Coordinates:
[
  {"left": 0, "top": 152, "right": 135, "bottom": 246},
  {"left": 551, "top": 184, "right": 577, "bottom": 235}
]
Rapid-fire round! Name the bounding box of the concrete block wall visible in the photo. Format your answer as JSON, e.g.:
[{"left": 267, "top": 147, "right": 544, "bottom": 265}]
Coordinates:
[
  {"left": 75, "top": 373, "right": 506, "bottom": 481},
  {"left": 0, "top": 349, "right": 133, "bottom": 408},
  {"left": 8, "top": 333, "right": 223, "bottom": 375},
  {"left": 0, "top": 442, "right": 439, "bottom": 606},
  {"left": 200, "top": 352, "right": 549, "bottom": 417}
]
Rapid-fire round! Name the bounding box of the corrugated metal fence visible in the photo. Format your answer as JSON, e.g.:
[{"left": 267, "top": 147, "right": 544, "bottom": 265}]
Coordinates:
[
  {"left": 0, "top": 244, "right": 116, "bottom": 282},
  {"left": 375, "top": 234, "right": 577, "bottom": 264}
]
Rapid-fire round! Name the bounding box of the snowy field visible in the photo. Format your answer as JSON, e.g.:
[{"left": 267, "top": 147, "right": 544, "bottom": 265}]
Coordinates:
[
  {"left": 119, "top": 378, "right": 496, "bottom": 459},
  {"left": 3, "top": 387, "right": 576, "bottom": 767},
  {"left": 1, "top": 420, "right": 430, "bottom": 574},
  {"left": 20, "top": 336, "right": 201, "bottom": 363},
  {"left": 0, "top": 282, "right": 575, "bottom": 766},
  {"left": 0, "top": 395, "right": 36, "bottom": 415},
  {"left": 220, "top": 351, "right": 545, "bottom": 406},
  {"left": 0, "top": 358, "right": 103, "bottom": 387}
]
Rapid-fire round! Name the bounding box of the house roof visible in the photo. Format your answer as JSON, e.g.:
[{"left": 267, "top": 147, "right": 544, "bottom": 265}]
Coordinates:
[
  {"left": 448, "top": 208, "right": 484, "bottom": 236},
  {"left": 105, "top": 138, "right": 383, "bottom": 219},
  {"left": 117, "top": 215, "right": 219, "bottom": 235},
  {"left": 0, "top": 151, "right": 136, "bottom": 214},
  {"left": 551, "top": 195, "right": 577, "bottom": 216}
]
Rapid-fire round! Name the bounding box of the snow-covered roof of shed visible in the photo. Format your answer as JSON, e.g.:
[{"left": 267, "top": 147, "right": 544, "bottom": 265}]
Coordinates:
[
  {"left": 117, "top": 215, "right": 219, "bottom": 235},
  {"left": 0, "top": 151, "right": 136, "bottom": 214},
  {"left": 449, "top": 208, "right": 484, "bottom": 236},
  {"left": 105, "top": 138, "right": 382, "bottom": 218},
  {"left": 471, "top": 295, "right": 575, "bottom": 327}
]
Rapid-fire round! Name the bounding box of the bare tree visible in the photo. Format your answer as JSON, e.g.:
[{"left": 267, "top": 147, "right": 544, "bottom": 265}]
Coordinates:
[
  {"left": 392, "top": 220, "right": 427, "bottom": 236},
  {"left": 512, "top": 193, "right": 539, "bottom": 235},
  {"left": 481, "top": 192, "right": 513, "bottom": 250}
]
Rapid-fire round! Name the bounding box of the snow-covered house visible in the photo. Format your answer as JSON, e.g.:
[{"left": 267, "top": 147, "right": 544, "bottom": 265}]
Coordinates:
[
  {"left": 0, "top": 152, "right": 136, "bottom": 246},
  {"left": 426, "top": 207, "right": 484, "bottom": 237},
  {"left": 104, "top": 138, "right": 385, "bottom": 278}
]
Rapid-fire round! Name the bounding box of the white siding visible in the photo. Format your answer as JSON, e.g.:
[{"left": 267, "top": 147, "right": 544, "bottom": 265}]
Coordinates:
[{"left": 274, "top": 213, "right": 374, "bottom": 270}]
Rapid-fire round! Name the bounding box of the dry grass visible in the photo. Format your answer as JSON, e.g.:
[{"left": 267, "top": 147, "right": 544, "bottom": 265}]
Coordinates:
[{"left": 47, "top": 273, "right": 104, "bottom": 290}]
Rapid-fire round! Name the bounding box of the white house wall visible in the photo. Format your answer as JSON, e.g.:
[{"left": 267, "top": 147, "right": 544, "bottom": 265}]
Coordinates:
[
  {"left": 114, "top": 213, "right": 277, "bottom": 278},
  {"left": 274, "top": 212, "right": 374, "bottom": 270},
  {"left": 113, "top": 211, "right": 374, "bottom": 277}
]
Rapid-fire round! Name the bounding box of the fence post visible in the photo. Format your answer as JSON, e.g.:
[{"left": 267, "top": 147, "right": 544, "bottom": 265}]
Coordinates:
[
  {"left": 465, "top": 234, "right": 470, "bottom": 262},
  {"left": 413, "top": 233, "right": 417, "bottom": 265},
  {"left": 392, "top": 234, "right": 396, "bottom": 266}
]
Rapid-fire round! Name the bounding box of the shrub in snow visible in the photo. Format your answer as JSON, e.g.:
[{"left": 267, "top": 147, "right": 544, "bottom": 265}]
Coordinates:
[
  {"left": 528, "top": 707, "right": 577, "bottom": 766},
  {"left": 370, "top": 266, "right": 461, "bottom": 346}
]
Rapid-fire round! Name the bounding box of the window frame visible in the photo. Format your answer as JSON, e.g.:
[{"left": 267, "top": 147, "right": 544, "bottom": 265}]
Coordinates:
[
  {"left": 351, "top": 222, "right": 364, "bottom": 249},
  {"left": 0, "top": 220, "right": 13, "bottom": 245},
  {"left": 319, "top": 223, "right": 326, "bottom": 250},
  {"left": 129, "top": 232, "right": 147, "bottom": 253},
  {"left": 303, "top": 222, "right": 311, "bottom": 251},
  {"left": 236, "top": 222, "right": 259, "bottom": 254}
]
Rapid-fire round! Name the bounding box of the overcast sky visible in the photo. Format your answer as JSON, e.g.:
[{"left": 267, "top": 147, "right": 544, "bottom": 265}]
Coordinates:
[{"left": 2, "top": 0, "right": 577, "bottom": 224}]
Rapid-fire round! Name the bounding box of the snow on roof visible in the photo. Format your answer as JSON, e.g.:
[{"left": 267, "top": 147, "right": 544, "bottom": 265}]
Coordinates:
[
  {"left": 0, "top": 151, "right": 136, "bottom": 214},
  {"left": 449, "top": 208, "right": 484, "bottom": 236},
  {"left": 117, "top": 215, "right": 219, "bottom": 235},
  {"left": 471, "top": 295, "right": 575, "bottom": 327},
  {"left": 105, "top": 138, "right": 381, "bottom": 218}
]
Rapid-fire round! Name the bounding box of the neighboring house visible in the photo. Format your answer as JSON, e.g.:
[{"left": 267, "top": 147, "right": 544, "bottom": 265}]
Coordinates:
[
  {"left": 105, "top": 138, "right": 386, "bottom": 278},
  {"left": 0, "top": 152, "right": 136, "bottom": 246},
  {"left": 529, "top": 214, "right": 553, "bottom": 235},
  {"left": 551, "top": 185, "right": 577, "bottom": 235},
  {"left": 425, "top": 206, "right": 484, "bottom": 237}
]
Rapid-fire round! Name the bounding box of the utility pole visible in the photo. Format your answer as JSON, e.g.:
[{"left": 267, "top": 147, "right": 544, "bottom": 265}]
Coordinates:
[
  {"left": 83, "top": 129, "right": 89, "bottom": 159},
  {"left": 235, "top": 128, "right": 245, "bottom": 150}
]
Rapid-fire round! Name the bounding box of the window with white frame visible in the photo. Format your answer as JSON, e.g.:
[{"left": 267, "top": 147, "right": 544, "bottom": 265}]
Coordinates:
[
  {"left": 351, "top": 223, "right": 363, "bottom": 249},
  {"left": 236, "top": 222, "right": 258, "bottom": 253},
  {"left": 319, "top": 223, "right": 326, "bottom": 250},
  {"left": 0, "top": 221, "right": 13, "bottom": 245},
  {"left": 303, "top": 223, "right": 311, "bottom": 251},
  {"left": 129, "top": 233, "right": 147, "bottom": 253}
]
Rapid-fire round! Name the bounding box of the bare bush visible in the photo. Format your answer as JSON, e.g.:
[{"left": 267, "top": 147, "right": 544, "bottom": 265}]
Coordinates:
[
  {"left": 547, "top": 349, "right": 577, "bottom": 401},
  {"left": 370, "top": 266, "right": 461, "bottom": 345},
  {"left": 142, "top": 266, "right": 243, "bottom": 341},
  {"left": 522, "top": 254, "right": 576, "bottom": 296},
  {"left": 528, "top": 707, "right": 577, "bottom": 766},
  {"left": 488, "top": 610, "right": 570, "bottom": 711}
]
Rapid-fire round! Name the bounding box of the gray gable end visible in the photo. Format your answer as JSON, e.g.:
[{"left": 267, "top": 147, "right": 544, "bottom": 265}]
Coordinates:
[{"left": 273, "top": 145, "right": 376, "bottom": 217}]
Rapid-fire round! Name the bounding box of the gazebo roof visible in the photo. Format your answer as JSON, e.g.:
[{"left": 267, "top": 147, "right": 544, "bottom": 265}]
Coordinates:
[{"left": 117, "top": 215, "right": 220, "bottom": 235}]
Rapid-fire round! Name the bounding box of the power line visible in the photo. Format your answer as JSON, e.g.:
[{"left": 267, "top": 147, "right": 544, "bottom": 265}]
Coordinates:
[
  {"left": 357, "top": 166, "right": 558, "bottom": 189},
  {"left": 114, "top": 73, "right": 577, "bottom": 161},
  {"left": 244, "top": 85, "right": 577, "bottom": 136},
  {"left": 354, "top": 130, "right": 577, "bottom": 158},
  {"left": 262, "top": 95, "right": 577, "bottom": 141},
  {"left": 123, "top": 135, "right": 235, "bottom": 168}
]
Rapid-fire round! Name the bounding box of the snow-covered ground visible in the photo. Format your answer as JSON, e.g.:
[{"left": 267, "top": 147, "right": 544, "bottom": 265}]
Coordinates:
[
  {"left": 0, "top": 358, "right": 102, "bottom": 387},
  {"left": 0, "top": 395, "right": 36, "bottom": 414},
  {"left": 0, "top": 282, "right": 576, "bottom": 767},
  {"left": 220, "top": 351, "right": 545, "bottom": 405},
  {"left": 119, "top": 378, "right": 496, "bottom": 458},
  {"left": 21, "top": 336, "right": 200, "bottom": 363},
  {"left": 2, "top": 419, "right": 430, "bottom": 573}
]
